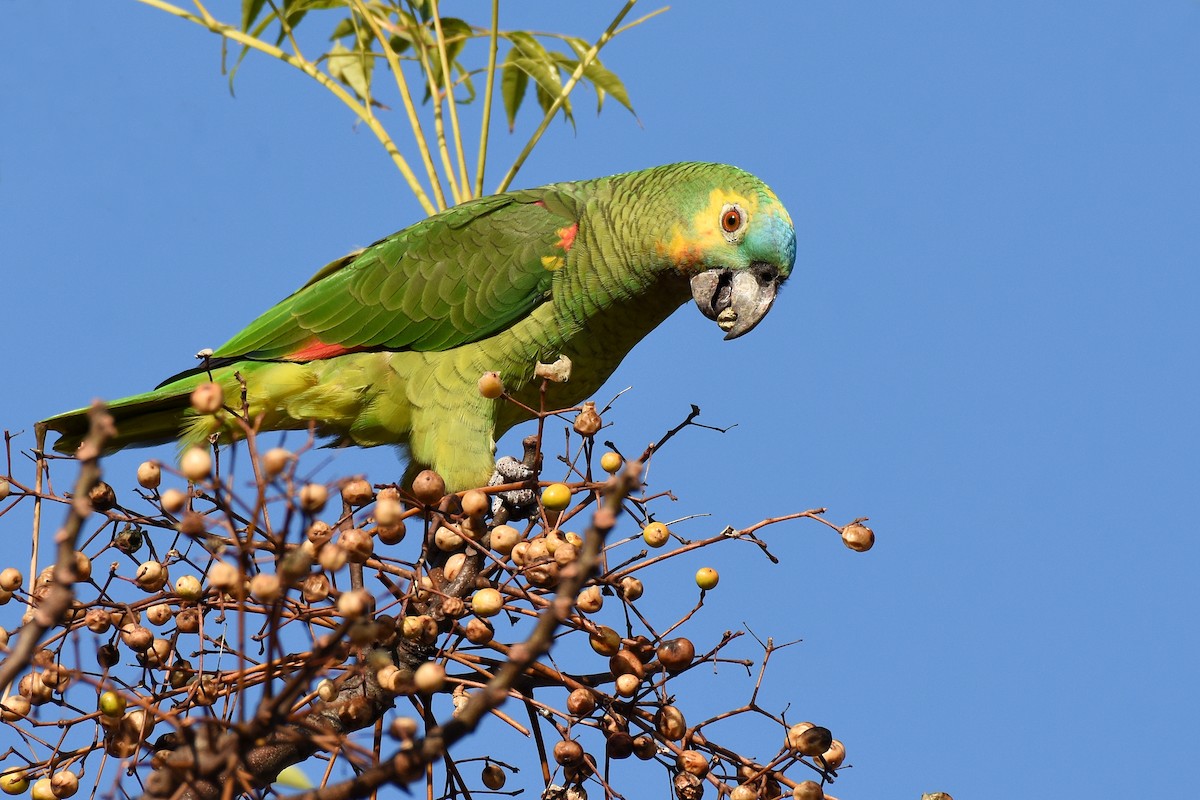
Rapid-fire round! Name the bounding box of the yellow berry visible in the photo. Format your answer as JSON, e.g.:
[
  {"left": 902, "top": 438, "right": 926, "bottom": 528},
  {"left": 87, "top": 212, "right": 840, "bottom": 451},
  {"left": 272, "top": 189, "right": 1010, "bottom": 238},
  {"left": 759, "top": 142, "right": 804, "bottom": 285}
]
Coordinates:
[
  {"left": 641, "top": 521, "right": 669, "bottom": 548},
  {"left": 694, "top": 567, "right": 719, "bottom": 590},
  {"left": 541, "top": 483, "right": 571, "bottom": 511},
  {"left": 471, "top": 587, "right": 503, "bottom": 617},
  {"left": 599, "top": 452, "right": 622, "bottom": 473},
  {"left": 477, "top": 371, "right": 504, "bottom": 399},
  {"left": 0, "top": 771, "right": 28, "bottom": 796}
]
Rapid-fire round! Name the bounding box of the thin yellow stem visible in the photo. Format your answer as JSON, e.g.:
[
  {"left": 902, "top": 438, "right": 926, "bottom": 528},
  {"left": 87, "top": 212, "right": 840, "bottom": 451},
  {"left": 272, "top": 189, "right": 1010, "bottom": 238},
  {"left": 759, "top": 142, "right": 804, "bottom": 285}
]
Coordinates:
[
  {"left": 474, "top": 0, "right": 500, "bottom": 198},
  {"left": 496, "top": 0, "right": 639, "bottom": 193},
  {"left": 431, "top": 0, "right": 471, "bottom": 200},
  {"left": 355, "top": 0, "right": 449, "bottom": 211},
  {"left": 403, "top": 4, "right": 462, "bottom": 204},
  {"left": 140, "top": 0, "right": 437, "bottom": 215}
]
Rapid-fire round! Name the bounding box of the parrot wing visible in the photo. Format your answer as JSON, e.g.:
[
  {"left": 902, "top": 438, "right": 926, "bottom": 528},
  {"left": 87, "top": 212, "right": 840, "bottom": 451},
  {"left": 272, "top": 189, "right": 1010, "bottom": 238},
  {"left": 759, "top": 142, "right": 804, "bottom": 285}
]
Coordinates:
[{"left": 175, "top": 189, "right": 578, "bottom": 380}]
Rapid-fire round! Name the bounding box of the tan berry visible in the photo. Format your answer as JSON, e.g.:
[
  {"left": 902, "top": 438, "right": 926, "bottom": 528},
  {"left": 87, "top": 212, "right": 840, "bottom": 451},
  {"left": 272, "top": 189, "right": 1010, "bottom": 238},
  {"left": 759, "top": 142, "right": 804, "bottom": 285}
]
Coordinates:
[
  {"left": 374, "top": 497, "right": 404, "bottom": 526},
  {"left": 477, "top": 371, "right": 504, "bottom": 399},
  {"left": 120, "top": 624, "right": 154, "bottom": 652},
  {"left": 576, "top": 585, "right": 603, "bottom": 613},
  {"left": 146, "top": 603, "right": 172, "bottom": 626},
  {"left": 207, "top": 561, "right": 238, "bottom": 591},
  {"left": 301, "top": 574, "right": 331, "bottom": 603},
  {"left": 261, "top": 447, "right": 292, "bottom": 478},
  {"left": 787, "top": 723, "right": 832, "bottom": 756},
  {"left": 633, "top": 735, "right": 657, "bottom": 760},
  {"left": 792, "top": 782, "right": 823, "bottom": 800},
  {"left": 190, "top": 382, "right": 224, "bottom": 414},
  {"left": 841, "top": 523, "right": 875, "bottom": 552},
  {"left": 179, "top": 447, "right": 212, "bottom": 482},
  {"left": 317, "top": 543, "right": 348, "bottom": 571},
  {"left": 316, "top": 678, "right": 337, "bottom": 702},
  {"left": 51, "top": 771, "right": 80, "bottom": 799},
  {"left": 731, "top": 784, "right": 757, "bottom": 800},
  {"left": 72, "top": 551, "right": 92, "bottom": 582},
  {"left": 434, "top": 525, "right": 464, "bottom": 552},
  {"left": 0, "top": 696, "right": 31, "bottom": 721},
  {"left": 337, "top": 589, "right": 372, "bottom": 618},
  {"left": 136, "top": 461, "right": 162, "bottom": 489},
  {"left": 464, "top": 618, "right": 494, "bottom": 644},
  {"left": 175, "top": 575, "right": 203, "bottom": 601},
  {"left": 819, "top": 739, "right": 846, "bottom": 769},
  {"left": 573, "top": 401, "right": 602, "bottom": 437},
  {"left": 134, "top": 561, "right": 167, "bottom": 592},
  {"left": 461, "top": 489, "right": 489, "bottom": 518},
  {"left": 0, "top": 568, "right": 22, "bottom": 592},
  {"left": 413, "top": 661, "right": 445, "bottom": 693},
  {"left": 0, "top": 479, "right": 9, "bottom": 502},
  {"left": 160, "top": 488, "right": 187, "bottom": 514},
  {"left": 614, "top": 673, "right": 640, "bottom": 697},
  {"left": 299, "top": 483, "right": 328, "bottom": 514},
  {"left": 250, "top": 572, "right": 283, "bottom": 602},
  {"left": 619, "top": 576, "right": 643, "bottom": 601}
]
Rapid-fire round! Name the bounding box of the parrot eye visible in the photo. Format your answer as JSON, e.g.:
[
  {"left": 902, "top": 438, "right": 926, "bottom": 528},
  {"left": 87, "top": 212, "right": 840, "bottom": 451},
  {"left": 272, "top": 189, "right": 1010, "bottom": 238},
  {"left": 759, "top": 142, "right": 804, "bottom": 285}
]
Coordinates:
[{"left": 719, "top": 203, "right": 747, "bottom": 242}]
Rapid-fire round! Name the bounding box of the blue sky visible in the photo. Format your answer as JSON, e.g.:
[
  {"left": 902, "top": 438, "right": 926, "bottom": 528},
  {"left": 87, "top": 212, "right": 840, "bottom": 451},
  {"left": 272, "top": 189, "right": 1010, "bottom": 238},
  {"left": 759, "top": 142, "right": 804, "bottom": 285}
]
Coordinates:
[{"left": 2, "top": 1, "right": 1198, "bottom": 797}]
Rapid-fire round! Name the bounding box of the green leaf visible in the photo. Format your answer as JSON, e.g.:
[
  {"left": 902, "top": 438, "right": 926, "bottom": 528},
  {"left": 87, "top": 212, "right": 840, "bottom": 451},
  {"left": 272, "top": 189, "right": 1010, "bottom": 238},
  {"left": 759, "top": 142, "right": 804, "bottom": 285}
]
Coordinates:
[
  {"left": 328, "top": 16, "right": 356, "bottom": 41},
  {"left": 500, "top": 48, "right": 529, "bottom": 131},
  {"left": 327, "top": 41, "right": 374, "bottom": 102},
  {"left": 241, "top": 0, "right": 267, "bottom": 32}
]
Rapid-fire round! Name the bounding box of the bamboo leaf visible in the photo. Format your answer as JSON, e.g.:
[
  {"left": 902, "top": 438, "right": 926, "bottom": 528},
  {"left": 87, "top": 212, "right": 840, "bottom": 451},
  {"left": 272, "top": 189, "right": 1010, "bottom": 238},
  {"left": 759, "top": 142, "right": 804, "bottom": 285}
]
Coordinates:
[
  {"left": 327, "top": 41, "right": 374, "bottom": 103},
  {"left": 240, "top": 0, "right": 267, "bottom": 32},
  {"left": 500, "top": 48, "right": 528, "bottom": 131}
]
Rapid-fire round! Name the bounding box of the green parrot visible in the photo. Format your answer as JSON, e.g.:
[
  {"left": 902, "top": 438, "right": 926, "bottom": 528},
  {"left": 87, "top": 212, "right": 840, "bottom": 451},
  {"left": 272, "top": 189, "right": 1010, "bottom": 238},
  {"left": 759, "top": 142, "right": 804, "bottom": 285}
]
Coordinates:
[{"left": 43, "top": 162, "right": 796, "bottom": 491}]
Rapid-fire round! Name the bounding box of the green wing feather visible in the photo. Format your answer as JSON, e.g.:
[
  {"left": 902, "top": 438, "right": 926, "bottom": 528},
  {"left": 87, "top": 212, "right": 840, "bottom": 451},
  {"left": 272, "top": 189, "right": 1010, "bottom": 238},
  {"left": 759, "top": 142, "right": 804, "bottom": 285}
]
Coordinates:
[{"left": 212, "top": 190, "right": 576, "bottom": 363}]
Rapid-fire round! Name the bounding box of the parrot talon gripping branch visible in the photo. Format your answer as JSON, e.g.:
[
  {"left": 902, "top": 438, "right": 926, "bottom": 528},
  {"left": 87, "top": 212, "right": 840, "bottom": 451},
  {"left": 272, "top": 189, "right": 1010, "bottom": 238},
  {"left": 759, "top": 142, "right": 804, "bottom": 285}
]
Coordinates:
[{"left": 42, "top": 162, "right": 796, "bottom": 491}]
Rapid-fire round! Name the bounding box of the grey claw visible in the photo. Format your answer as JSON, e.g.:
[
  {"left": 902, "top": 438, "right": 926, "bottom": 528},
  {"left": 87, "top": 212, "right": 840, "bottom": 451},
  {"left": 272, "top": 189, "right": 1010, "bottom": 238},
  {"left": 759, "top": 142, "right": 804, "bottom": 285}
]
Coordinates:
[{"left": 489, "top": 456, "right": 537, "bottom": 518}]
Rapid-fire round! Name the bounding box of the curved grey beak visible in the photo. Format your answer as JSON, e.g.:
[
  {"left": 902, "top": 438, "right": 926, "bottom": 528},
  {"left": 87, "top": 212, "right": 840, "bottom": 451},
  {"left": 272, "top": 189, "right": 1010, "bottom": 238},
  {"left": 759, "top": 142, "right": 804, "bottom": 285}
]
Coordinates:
[{"left": 689, "top": 264, "right": 783, "bottom": 340}]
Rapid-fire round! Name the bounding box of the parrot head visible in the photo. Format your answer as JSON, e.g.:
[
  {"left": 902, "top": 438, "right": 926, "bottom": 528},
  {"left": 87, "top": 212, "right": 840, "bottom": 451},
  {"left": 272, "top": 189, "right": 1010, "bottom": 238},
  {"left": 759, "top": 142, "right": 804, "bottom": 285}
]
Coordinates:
[{"left": 654, "top": 163, "right": 796, "bottom": 339}]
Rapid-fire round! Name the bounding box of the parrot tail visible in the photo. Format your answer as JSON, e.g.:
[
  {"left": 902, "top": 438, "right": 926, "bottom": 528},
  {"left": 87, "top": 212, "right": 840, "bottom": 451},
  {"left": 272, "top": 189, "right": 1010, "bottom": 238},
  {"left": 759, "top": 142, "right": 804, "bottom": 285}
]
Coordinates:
[{"left": 41, "top": 371, "right": 214, "bottom": 457}]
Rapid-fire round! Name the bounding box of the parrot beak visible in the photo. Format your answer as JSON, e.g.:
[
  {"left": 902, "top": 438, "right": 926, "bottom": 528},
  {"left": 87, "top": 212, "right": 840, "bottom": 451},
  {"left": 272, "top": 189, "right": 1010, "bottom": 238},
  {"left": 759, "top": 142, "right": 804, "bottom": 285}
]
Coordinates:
[{"left": 689, "top": 264, "right": 782, "bottom": 340}]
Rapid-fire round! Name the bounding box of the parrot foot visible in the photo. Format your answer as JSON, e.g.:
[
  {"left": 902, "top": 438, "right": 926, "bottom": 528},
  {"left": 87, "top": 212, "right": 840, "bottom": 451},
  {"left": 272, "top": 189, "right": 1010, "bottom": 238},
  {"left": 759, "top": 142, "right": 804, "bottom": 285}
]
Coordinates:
[{"left": 488, "top": 456, "right": 538, "bottom": 521}]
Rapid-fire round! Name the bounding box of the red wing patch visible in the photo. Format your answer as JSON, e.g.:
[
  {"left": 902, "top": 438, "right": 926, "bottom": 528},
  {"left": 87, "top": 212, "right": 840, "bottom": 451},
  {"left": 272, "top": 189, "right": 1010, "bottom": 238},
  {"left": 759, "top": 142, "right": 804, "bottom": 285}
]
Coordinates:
[{"left": 286, "top": 339, "right": 366, "bottom": 362}]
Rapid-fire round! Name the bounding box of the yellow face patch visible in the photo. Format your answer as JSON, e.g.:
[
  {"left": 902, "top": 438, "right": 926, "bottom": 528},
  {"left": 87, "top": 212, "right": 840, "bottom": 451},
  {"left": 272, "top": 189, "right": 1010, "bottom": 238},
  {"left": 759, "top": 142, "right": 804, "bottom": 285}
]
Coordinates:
[
  {"left": 656, "top": 189, "right": 757, "bottom": 268},
  {"left": 540, "top": 254, "right": 565, "bottom": 271}
]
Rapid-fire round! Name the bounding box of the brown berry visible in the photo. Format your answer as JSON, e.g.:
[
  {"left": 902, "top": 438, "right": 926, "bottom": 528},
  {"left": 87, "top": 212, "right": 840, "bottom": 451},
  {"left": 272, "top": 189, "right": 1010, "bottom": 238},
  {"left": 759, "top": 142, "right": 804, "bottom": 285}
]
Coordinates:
[
  {"left": 676, "top": 750, "right": 709, "bottom": 777},
  {"left": 791, "top": 781, "right": 823, "bottom": 800},
  {"left": 411, "top": 470, "right": 446, "bottom": 505},
  {"left": 136, "top": 461, "right": 161, "bottom": 489},
  {"left": 553, "top": 739, "right": 585, "bottom": 767},
  {"left": 464, "top": 618, "right": 494, "bottom": 644},
  {"left": 566, "top": 688, "right": 596, "bottom": 716},
  {"left": 481, "top": 764, "right": 506, "bottom": 790},
  {"left": 299, "top": 483, "right": 328, "bottom": 513},
  {"left": 88, "top": 481, "right": 116, "bottom": 512},
  {"left": 656, "top": 637, "right": 695, "bottom": 672},
  {"left": 340, "top": 478, "right": 373, "bottom": 506}
]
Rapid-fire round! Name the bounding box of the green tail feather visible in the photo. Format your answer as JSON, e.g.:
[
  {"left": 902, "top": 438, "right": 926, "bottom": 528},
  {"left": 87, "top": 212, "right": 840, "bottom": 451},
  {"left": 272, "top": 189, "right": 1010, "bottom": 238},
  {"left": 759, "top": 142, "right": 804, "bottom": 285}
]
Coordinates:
[{"left": 41, "top": 373, "right": 211, "bottom": 456}]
